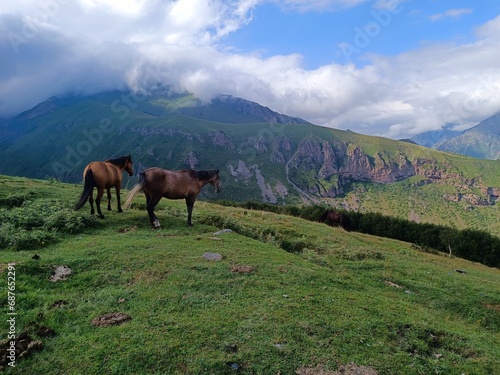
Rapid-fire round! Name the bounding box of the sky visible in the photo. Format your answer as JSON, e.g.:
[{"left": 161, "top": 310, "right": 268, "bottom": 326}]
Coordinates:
[{"left": 1, "top": 0, "right": 500, "bottom": 139}]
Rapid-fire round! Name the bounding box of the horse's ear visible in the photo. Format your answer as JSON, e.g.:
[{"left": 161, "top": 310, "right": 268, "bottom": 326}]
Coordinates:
[{"left": 216, "top": 169, "right": 219, "bottom": 174}]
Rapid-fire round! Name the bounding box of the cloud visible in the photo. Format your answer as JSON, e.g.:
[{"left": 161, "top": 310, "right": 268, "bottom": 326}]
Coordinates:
[
  {"left": 0, "top": 1, "right": 499, "bottom": 140},
  {"left": 276, "top": 0, "right": 369, "bottom": 12},
  {"left": 0, "top": 0, "right": 258, "bottom": 116},
  {"left": 429, "top": 8, "right": 473, "bottom": 22},
  {"left": 374, "top": 0, "right": 407, "bottom": 11}
]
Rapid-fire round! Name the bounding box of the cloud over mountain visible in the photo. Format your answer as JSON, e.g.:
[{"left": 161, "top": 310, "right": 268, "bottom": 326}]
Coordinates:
[{"left": 1, "top": 0, "right": 500, "bottom": 139}]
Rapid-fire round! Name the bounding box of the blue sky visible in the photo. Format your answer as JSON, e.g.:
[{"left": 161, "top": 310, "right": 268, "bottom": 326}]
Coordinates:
[
  {"left": 224, "top": 1, "right": 500, "bottom": 67},
  {"left": 1, "top": 0, "right": 500, "bottom": 139}
]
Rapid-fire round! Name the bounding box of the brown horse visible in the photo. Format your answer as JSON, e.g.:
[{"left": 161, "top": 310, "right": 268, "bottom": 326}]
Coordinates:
[
  {"left": 319, "top": 210, "right": 352, "bottom": 231},
  {"left": 125, "top": 168, "right": 221, "bottom": 228},
  {"left": 75, "top": 155, "right": 133, "bottom": 218}
]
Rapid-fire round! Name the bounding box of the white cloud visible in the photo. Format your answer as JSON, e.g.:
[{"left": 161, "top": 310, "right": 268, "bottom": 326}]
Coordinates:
[
  {"left": 0, "top": 1, "right": 499, "bottom": 140},
  {"left": 429, "top": 8, "right": 473, "bottom": 22},
  {"left": 78, "top": 0, "right": 150, "bottom": 15},
  {"left": 374, "top": 0, "right": 407, "bottom": 12}
]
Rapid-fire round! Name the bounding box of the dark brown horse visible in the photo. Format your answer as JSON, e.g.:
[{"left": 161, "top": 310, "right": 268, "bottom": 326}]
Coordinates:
[
  {"left": 125, "top": 168, "right": 221, "bottom": 228},
  {"left": 319, "top": 210, "right": 352, "bottom": 231},
  {"left": 75, "top": 155, "right": 133, "bottom": 218}
]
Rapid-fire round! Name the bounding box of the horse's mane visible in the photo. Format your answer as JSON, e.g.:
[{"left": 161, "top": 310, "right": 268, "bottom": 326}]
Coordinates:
[
  {"left": 105, "top": 156, "right": 128, "bottom": 167},
  {"left": 194, "top": 170, "right": 218, "bottom": 180}
]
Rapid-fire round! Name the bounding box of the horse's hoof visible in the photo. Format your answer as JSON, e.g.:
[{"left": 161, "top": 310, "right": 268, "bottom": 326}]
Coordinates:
[
  {"left": 99, "top": 215, "right": 105, "bottom": 219},
  {"left": 152, "top": 220, "right": 161, "bottom": 229},
  {"left": 118, "top": 209, "right": 123, "bottom": 213}
]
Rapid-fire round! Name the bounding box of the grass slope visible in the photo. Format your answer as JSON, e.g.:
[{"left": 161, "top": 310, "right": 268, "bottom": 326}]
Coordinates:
[
  {"left": 0, "top": 178, "right": 499, "bottom": 374},
  {"left": 2, "top": 91, "right": 500, "bottom": 238}
]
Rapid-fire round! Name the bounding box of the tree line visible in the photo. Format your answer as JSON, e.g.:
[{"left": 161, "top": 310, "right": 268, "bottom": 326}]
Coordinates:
[{"left": 216, "top": 201, "right": 500, "bottom": 268}]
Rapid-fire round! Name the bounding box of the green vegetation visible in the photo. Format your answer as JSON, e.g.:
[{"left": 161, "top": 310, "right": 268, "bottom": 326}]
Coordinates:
[
  {"left": 215, "top": 201, "right": 500, "bottom": 268},
  {"left": 0, "top": 176, "right": 499, "bottom": 374},
  {"left": 2, "top": 91, "right": 500, "bottom": 245}
]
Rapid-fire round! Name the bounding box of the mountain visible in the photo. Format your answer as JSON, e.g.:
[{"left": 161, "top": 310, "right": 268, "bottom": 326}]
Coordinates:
[
  {"left": 410, "top": 113, "right": 500, "bottom": 160},
  {"left": 410, "top": 125, "right": 463, "bottom": 149},
  {"left": 1, "top": 90, "right": 500, "bottom": 234},
  {"left": 437, "top": 113, "right": 500, "bottom": 160}
]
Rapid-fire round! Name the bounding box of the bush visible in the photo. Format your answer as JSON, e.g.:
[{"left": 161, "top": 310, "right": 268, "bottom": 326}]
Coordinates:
[
  {"left": 0, "top": 198, "right": 97, "bottom": 250},
  {"left": 0, "top": 192, "right": 36, "bottom": 208}
]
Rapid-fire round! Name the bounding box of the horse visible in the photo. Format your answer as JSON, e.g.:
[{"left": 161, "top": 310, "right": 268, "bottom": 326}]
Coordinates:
[
  {"left": 319, "top": 210, "right": 352, "bottom": 231},
  {"left": 125, "top": 168, "right": 221, "bottom": 228},
  {"left": 74, "top": 155, "right": 133, "bottom": 218}
]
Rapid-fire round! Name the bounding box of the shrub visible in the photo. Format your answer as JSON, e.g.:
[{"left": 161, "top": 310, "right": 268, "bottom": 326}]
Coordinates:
[
  {"left": 0, "top": 198, "right": 97, "bottom": 250},
  {"left": 0, "top": 192, "right": 36, "bottom": 208}
]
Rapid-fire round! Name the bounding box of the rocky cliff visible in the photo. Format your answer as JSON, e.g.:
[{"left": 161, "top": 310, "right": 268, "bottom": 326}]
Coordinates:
[
  {"left": 2, "top": 90, "right": 500, "bottom": 215},
  {"left": 264, "top": 135, "right": 499, "bottom": 206}
]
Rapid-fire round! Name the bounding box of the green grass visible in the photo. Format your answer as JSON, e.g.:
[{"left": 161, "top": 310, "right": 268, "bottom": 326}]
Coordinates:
[{"left": 0, "top": 176, "right": 499, "bottom": 374}]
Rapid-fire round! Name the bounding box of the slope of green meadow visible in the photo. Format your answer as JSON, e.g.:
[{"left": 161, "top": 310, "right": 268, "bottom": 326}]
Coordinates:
[{"left": 0, "top": 175, "right": 499, "bottom": 374}]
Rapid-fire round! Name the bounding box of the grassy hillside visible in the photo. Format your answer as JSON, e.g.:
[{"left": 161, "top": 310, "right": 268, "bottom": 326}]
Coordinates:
[
  {"left": 1, "top": 176, "right": 499, "bottom": 374},
  {"left": 2, "top": 91, "right": 500, "bottom": 238}
]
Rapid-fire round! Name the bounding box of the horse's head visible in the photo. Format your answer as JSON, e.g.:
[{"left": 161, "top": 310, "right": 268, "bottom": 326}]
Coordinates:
[
  {"left": 125, "top": 155, "right": 133, "bottom": 176},
  {"left": 210, "top": 170, "right": 222, "bottom": 193}
]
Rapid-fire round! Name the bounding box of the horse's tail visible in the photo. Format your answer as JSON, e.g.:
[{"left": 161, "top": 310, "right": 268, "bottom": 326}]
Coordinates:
[
  {"left": 74, "top": 169, "right": 95, "bottom": 211},
  {"left": 124, "top": 172, "right": 145, "bottom": 208}
]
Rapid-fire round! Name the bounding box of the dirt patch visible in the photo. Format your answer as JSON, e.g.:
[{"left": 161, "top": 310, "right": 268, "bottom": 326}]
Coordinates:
[
  {"left": 51, "top": 300, "right": 68, "bottom": 309},
  {"left": 0, "top": 331, "right": 43, "bottom": 371},
  {"left": 384, "top": 280, "right": 402, "bottom": 288},
  {"left": 296, "top": 363, "right": 378, "bottom": 375},
  {"left": 118, "top": 225, "right": 137, "bottom": 233},
  {"left": 91, "top": 312, "right": 132, "bottom": 327},
  {"left": 231, "top": 265, "right": 255, "bottom": 274},
  {"left": 49, "top": 266, "right": 72, "bottom": 282},
  {"left": 208, "top": 237, "right": 222, "bottom": 241},
  {"left": 484, "top": 303, "right": 500, "bottom": 312},
  {"left": 36, "top": 326, "right": 56, "bottom": 338},
  {"left": 0, "top": 263, "right": 15, "bottom": 274}
]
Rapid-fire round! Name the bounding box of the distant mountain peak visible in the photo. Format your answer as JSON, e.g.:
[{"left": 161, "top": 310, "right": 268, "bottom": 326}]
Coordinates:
[
  {"left": 211, "top": 94, "right": 310, "bottom": 125},
  {"left": 15, "top": 99, "right": 59, "bottom": 120},
  {"left": 410, "top": 125, "right": 463, "bottom": 149},
  {"left": 437, "top": 112, "right": 500, "bottom": 159}
]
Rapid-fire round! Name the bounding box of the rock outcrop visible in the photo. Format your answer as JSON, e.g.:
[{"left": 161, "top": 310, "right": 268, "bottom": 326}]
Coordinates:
[{"left": 274, "top": 136, "right": 497, "bottom": 205}]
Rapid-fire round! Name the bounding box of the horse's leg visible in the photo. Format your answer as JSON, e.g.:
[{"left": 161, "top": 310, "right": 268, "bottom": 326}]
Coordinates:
[
  {"left": 95, "top": 188, "right": 105, "bottom": 219},
  {"left": 185, "top": 196, "right": 196, "bottom": 227},
  {"left": 107, "top": 188, "right": 112, "bottom": 211},
  {"left": 89, "top": 190, "right": 95, "bottom": 215},
  {"left": 146, "top": 194, "right": 162, "bottom": 229},
  {"left": 115, "top": 186, "right": 123, "bottom": 213}
]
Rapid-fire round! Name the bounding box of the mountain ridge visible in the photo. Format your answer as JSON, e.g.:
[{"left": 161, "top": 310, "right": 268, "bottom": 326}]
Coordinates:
[
  {"left": 410, "top": 112, "right": 500, "bottom": 160},
  {"left": 1, "top": 90, "right": 500, "bottom": 234},
  {"left": 437, "top": 112, "right": 500, "bottom": 159}
]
